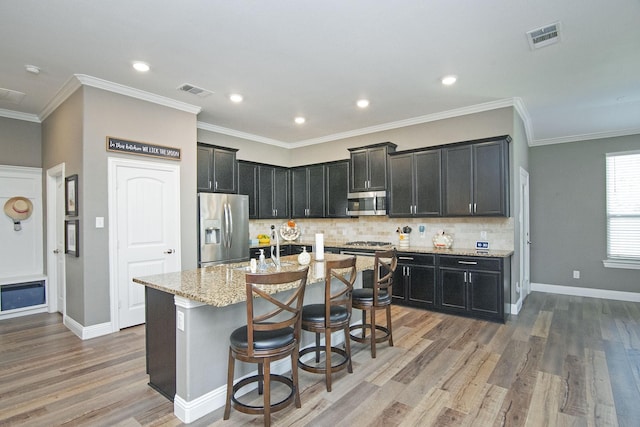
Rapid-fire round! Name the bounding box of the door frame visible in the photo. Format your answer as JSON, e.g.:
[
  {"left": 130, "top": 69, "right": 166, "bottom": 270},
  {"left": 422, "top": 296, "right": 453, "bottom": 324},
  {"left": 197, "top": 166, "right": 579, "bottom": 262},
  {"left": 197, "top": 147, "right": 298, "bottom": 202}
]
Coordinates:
[
  {"left": 46, "top": 163, "right": 65, "bottom": 315},
  {"left": 108, "top": 157, "right": 181, "bottom": 332},
  {"left": 518, "top": 167, "right": 531, "bottom": 305}
]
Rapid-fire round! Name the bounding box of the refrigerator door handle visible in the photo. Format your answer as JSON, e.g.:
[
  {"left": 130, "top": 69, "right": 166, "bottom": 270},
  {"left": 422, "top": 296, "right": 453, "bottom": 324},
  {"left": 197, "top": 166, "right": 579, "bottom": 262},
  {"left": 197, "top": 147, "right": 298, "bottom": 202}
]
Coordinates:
[{"left": 226, "top": 202, "right": 233, "bottom": 249}]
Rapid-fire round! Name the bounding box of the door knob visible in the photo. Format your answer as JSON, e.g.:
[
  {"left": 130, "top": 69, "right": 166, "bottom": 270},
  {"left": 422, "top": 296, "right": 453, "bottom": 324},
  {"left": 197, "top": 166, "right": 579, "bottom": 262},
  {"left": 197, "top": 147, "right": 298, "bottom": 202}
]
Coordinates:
[
  {"left": 53, "top": 249, "right": 60, "bottom": 254},
  {"left": 164, "top": 249, "right": 175, "bottom": 254}
]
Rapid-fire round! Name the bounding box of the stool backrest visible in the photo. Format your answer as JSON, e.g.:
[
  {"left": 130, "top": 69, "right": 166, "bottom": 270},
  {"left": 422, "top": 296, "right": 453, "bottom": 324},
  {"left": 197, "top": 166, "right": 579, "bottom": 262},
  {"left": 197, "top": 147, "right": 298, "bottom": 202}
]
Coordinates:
[
  {"left": 373, "top": 249, "right": 398, "bottom": 304},
  {"left": 244, "top": 267, "right": 309, "bottom": 356},
  {"left": 324, "top": 256, "right": 358, "bottom": 324}
]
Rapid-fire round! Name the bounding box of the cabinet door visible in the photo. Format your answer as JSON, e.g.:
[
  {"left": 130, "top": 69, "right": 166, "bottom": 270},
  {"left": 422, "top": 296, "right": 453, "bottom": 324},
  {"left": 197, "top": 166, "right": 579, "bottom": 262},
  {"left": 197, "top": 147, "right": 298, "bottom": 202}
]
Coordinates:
[
  {"left": 414, "top": 150, "right": 442, "bottom": 216},
  {"left": 257, "top": 166, "right": 275, "bottom": 218},
  {"left": 388, "top": 154, "right": 413, "bottom": 217},
  {"left": 196, "top": 146, "right": 213, "bottom": 192},
  {"left": 291, "top": 167, "right": 308, "bottom": 218},
  {"left": 272, "top": 167, "right": 289, "bottom": 219},
  {"left": 237, "top": 162, "right": 258, "bottom": 218},
  {"left": 350, "top": 150, "right": 369, "bottom": 192},
  {"left": 468, "top": 270, "right": 501, "bottom": 316},
  {"left": 473, "top": 141, "right": 507, "bottom": 216},
  {"left": 307, "top": 165, "right": 325, "bottom": 217},
  {"left": 212, "top": 148, "right": 236, "bottom": 193},
  {"left": 326, "top": 161, "right": 349, "bottom": 218},
  {"left": 391, "top": 266, "right": 407, "bottom": 302},
  {"left": 443, "top": 145, "right": 472, "bottom": 216},
  {"left": 439, "top": 267, "right": 467, "bottom": 312},
  {"left": 367, "top": 146, "right": 389, "bottom": 191},
  {"left": 408, "top": 265, "right": 436, "bottom": 307}
]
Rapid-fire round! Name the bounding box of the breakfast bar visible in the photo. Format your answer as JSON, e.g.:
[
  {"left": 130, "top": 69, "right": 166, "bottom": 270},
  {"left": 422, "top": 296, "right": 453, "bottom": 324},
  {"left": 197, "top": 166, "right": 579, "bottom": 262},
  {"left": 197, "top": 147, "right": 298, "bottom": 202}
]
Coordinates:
[{"left": 133, "top": 253, "right": 374, "bottom": 424}]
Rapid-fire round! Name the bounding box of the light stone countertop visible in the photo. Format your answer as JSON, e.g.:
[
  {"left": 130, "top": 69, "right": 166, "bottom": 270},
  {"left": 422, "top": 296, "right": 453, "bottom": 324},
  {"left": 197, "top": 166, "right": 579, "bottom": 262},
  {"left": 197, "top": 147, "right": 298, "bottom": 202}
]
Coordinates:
[
  {"left": 253, "top": 240, "right": 513, "bottom": 258},
  {"left": 133, "top": 254, "right": 375, "bottom": 308}
]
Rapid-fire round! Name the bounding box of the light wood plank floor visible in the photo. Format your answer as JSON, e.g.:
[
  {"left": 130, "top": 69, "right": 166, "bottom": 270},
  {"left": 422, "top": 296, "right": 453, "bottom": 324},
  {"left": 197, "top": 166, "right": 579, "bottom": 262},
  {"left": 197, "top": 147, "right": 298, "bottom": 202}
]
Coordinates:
[{"left": 1, "top": 292, "right": 639, "bottom": 426}]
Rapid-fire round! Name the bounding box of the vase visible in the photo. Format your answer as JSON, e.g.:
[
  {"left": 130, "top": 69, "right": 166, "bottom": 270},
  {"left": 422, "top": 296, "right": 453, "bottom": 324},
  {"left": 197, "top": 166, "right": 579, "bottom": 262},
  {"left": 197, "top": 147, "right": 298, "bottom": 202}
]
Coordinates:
[{"left": 298, "top": 247, "right": 311, "bottom": 265}]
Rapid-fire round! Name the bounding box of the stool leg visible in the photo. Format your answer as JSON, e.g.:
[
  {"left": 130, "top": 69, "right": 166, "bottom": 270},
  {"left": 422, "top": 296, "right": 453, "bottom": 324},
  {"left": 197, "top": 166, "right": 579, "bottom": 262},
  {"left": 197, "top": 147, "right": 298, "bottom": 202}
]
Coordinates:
[
  {"left": 263, "top": 359, "right": 271, "bottom": 427},
  {"left": 362, "top": 310, "right": 367, "bottom": 339},
  {"left": 223, "top": 348, "right": 234, "bottom": 420},
  {"left": 386, "top": 305, "right": 394, "bottom": 347},
  {"left": 258, "top": 363, "right": 264, "bottom": 395},
  {"left": 344, "top": 324, "right": 353, "bottom": 373},
  {"left": 315, "top": 332, "right": 321, "bottom": 363},
  {"left": 325, "top": 328, "right": 332, "bottom": 392},
  {"left": 370, "top": 308, "right": 377, "bottom": 358},
  {"left": 292, "top": 345, "right": 302, "bottom": 408}
]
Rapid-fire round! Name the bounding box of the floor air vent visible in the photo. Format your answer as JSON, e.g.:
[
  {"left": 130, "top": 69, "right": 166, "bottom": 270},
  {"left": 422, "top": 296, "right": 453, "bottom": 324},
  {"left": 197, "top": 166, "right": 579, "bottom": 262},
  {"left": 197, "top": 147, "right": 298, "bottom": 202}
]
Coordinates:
[
  {"left": 526, "top": 22, "right": 561, "bottom": 50},
  {"left": 177, "top": 83, "right": 213, "bottom": 97}
]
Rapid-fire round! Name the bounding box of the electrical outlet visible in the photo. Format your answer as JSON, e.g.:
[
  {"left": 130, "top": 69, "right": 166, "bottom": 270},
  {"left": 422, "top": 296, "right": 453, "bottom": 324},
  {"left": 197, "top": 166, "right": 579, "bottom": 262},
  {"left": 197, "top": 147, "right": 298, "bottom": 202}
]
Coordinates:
[
  {"left": 573, "top": 270, "right": 580, "bottom": 279},
  {"left": 177, "top": 311, "right": 185, "bottom": 331},
  {"left": 480, "top": 230, "right": 488, "bottom": 239}
]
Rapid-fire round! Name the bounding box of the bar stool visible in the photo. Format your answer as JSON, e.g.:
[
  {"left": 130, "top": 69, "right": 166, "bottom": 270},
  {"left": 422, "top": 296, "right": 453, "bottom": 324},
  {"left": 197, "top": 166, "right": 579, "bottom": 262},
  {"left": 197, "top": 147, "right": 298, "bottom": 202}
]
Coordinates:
[
  {"left": 349, "top": 249, "right": 397, "bottom": 358},
  {"left": 298, "top": 256, "right": 357, "bottom": 392},
  {"left": 223, "top": 267, "right": 309, "bottom": 427}
]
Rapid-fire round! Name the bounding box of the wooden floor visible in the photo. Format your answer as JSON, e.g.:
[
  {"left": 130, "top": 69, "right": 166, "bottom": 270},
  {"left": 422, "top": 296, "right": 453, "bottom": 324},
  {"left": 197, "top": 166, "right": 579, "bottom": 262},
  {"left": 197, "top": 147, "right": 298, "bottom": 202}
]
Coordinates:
[{"left": 1, "top": 292, "right": 639, "bottom": 426}]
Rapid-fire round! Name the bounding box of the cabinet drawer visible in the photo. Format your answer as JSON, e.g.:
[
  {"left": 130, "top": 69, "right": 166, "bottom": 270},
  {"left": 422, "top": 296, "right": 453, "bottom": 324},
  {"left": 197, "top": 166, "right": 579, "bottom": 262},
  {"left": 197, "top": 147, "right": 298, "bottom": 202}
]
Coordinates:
[
  {"left": 438, "top": 256, "right": 501, "bottom": 271},
  {"left": 396, "top": 252, "right": 435, "bottom": 266}
]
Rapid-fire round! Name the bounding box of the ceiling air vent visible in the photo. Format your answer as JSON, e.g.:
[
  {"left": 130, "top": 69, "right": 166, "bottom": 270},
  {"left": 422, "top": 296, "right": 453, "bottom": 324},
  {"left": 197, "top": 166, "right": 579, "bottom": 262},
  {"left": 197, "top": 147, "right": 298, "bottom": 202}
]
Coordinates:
[
  {"left": 526, "top": 21, "right": 561, "bottom": 50},
  {"left": 0, "top": 88, "right": 26, "bottom": 104},
  {"left": 177, "top": 83, "right": 213, "bottom": 97}
]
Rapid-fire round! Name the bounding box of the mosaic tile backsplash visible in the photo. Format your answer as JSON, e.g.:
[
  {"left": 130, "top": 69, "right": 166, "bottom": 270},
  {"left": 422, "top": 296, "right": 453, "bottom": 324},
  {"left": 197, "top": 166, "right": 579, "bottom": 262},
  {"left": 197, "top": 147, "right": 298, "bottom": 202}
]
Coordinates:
[{"left": 250, "top": 216, "right": 514, "bottom": 251}]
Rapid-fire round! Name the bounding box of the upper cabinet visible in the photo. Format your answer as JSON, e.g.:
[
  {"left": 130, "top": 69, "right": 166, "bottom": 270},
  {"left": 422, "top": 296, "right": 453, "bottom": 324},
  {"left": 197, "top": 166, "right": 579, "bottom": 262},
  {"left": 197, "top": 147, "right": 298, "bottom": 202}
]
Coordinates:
[
  {"left": 291, "top": 164, "right": 325, "bottom": 218},
  {"left": 442, "top": 136, "right": 510, "bottom": 217},
  {"left": 348, "top": 142, "right": 396, "bottom": 192},
  {"left": 257, "top": 165, "right": 289, "bottom": 219},
  {"left": 237, "top": 161, "right": 258, "bottom": 218},
  {"left": 388, "top": 149, "right": 442, "bottom": 217},
  {"left": 325, "top": 160, "right": 350, "bottom": 218},
  {"left": 197, "top": 144, "right": 238, "bottom": 193}
]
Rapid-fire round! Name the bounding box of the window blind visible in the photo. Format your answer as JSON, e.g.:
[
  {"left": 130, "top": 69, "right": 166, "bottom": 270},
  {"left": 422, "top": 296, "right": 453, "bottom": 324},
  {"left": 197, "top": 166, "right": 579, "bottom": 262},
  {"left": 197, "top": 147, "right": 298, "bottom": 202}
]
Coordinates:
[{"left": 606, "top": 151, "right": 640, "bottom": 260}]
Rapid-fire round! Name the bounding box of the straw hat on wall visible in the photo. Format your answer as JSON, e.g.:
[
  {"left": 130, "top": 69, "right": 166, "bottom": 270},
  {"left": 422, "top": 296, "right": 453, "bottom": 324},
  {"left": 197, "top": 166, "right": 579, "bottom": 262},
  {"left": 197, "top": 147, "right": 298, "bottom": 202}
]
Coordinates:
[{"left": 4, "top": 196, "right": 34, "bottom": 222}]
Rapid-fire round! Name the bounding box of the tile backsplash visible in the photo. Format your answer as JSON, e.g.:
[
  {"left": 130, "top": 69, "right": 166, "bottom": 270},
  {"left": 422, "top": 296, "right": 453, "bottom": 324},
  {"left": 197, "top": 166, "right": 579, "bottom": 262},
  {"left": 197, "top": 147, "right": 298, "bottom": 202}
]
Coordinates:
[{"left": 250, "top": 216, "right": 514, "bottom": 251}]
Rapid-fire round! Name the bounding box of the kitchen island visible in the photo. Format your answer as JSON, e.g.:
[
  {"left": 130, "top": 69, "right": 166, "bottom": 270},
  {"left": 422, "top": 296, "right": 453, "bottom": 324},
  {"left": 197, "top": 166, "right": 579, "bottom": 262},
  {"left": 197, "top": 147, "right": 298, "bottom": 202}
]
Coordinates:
[{"left": 133, "top": 253, "right": 374, "bottom": 424}]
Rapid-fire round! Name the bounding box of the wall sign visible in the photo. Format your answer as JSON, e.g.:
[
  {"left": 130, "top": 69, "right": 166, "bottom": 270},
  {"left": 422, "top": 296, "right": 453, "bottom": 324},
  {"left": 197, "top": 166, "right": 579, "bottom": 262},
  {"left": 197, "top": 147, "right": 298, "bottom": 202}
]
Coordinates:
[{"left": 106, "top": 137, "right": 181, "bottom": 160}]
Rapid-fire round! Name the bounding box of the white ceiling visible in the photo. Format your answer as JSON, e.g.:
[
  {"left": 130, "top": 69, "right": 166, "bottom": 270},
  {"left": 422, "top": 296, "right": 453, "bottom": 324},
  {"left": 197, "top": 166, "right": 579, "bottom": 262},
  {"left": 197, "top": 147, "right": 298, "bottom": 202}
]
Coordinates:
[{"left": 1, "top": 0, "right": 639, "bottom": 147}]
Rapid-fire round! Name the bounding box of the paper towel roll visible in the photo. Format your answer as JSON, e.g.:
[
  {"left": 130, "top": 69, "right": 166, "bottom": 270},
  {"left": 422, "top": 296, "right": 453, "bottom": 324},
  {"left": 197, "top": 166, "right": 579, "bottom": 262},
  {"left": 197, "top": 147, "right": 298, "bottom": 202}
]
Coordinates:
[{"left": 315, "top": 233, "right": 324, "bottom": 261}]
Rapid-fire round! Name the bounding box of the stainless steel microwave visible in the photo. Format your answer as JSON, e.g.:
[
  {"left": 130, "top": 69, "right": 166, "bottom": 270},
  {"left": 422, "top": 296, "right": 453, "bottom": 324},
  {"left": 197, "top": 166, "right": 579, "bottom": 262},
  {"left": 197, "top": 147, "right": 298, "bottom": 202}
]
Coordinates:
[{"left": 347, "top": 190, "right": 387, "bottom": 216}]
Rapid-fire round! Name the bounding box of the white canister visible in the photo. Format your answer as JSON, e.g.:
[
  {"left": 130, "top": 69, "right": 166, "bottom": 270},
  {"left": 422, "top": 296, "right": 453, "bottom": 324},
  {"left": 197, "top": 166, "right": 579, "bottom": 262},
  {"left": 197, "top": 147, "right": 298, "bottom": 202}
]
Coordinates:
[{"left": 398, "top": 233, "right": 410, "bottom": 248}]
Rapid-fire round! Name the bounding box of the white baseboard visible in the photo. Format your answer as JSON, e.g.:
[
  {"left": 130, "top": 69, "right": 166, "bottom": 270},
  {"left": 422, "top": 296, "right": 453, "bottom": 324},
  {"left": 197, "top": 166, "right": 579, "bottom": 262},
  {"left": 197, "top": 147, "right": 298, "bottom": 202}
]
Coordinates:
[
  {"left": 64, "top": 315, "right": 114, "bottom": 340},
  {"left": 531, "top": 282, "right": 640, "bottom": 302},
  {"left": 510, "top": 297, "right": 523, "bottom": 315}
]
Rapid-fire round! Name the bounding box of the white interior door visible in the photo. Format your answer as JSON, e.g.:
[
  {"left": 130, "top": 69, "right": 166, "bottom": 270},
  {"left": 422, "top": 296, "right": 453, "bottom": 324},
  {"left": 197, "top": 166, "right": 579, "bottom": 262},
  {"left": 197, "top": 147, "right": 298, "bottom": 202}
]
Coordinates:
[
  {"left": 110, "top": 158, "right": 181, "bottom": 329},
  {"left": 55, "top": 175, "right": 65, "bottom": 313},
  {"left": 46, "top": 164, "right": 65, "bottom": 315},
  {"left": 519, "top": 167, "right": 531, "bottom": 299}
]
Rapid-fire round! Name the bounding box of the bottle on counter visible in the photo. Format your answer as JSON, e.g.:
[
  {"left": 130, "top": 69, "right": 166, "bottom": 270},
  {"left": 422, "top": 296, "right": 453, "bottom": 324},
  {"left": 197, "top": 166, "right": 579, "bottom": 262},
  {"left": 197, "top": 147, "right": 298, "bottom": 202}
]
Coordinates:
[{"left": 258, "top": 249, "right": 267, "bottom": 271}]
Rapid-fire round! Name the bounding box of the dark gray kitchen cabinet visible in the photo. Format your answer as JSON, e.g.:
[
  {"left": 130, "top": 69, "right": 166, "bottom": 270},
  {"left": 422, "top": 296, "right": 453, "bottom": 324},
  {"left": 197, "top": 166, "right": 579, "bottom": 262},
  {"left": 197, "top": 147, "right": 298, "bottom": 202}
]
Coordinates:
[
  {"left": 442, "top": 136, "right": 509, "bottom": 217},
  {"left": 437, "top": 255, "right": 509, "bottom": 322},
  {"left": 325, "top": 160, "right": 350, "bottom": 218},
  {"left": 348, "top": 142, "right": 396, "bottom": 192},
  {"left": 257, "top": 165, "right": 289, "bottom": 219},
  {"left": 237, "top": 161, "right": 258, "bottom": 218},
  {"left": 392, "top": 253, "right": 436, "bottom": 309},
  {"left": 197, "top": 144, "right": 238, "bottom": 193},
  {"left": 388, "top": 149, "right": 442, "bottom": 217},
  {"left": 291, "top": 164, "right": 325, "bottom": 218}
]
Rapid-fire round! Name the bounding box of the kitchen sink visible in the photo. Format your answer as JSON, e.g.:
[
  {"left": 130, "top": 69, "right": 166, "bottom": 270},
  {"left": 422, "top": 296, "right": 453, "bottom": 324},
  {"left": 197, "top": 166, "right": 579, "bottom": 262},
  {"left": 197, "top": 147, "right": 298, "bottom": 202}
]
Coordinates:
[{"left": 230, "top": 261, "right": 297, "bottom": 271}]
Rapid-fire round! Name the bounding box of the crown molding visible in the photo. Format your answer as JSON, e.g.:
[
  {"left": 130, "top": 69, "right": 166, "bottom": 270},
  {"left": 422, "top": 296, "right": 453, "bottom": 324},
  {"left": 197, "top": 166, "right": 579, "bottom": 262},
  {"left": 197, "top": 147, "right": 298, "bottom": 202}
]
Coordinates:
[
  {"left": 0, "top": 108, "right": 40, "bottom": 123},
  {"left": 530, "top": 127, "right": 640, "bottom": 146},
  {"left": 196, "top": 121, "right": 290, "bottom": 148},
  {"left": 512, "top": 97, "right": 534, "bottom": 145},
  {"left": 40, "top": 74, "right": 201, "bottom": 122}
]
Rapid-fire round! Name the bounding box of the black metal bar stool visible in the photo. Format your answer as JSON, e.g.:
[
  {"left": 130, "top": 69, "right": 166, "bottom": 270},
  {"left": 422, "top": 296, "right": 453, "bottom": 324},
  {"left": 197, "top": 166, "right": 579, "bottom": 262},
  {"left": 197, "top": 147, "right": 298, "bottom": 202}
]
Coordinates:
[
  {"left": 223, "top": 267, "right": 309, "bottom": 427},
  {"left": 349, "top": 249, "right": 397, "bottom": 358},
  {"left": 298, "top": 256, "right": 357, "bottom": 392}
]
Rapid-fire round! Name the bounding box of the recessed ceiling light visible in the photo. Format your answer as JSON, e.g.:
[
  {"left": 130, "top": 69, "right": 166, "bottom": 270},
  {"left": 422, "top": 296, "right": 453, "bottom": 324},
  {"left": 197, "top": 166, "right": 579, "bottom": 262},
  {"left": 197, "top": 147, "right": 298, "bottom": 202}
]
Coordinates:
[
  {"left": 25, "top": 65, "right": 40, "bottom": 75},
  {"left": 294, "top": 117, "right": 306, "bottom": 124},
  {"left": 133, "top": 61, "right": 150, "bottom": 72},
  {"left": 356, "top": 99, "right": 370, "bottom": 108},
  {"left": 441, "top": 75, "right": 457, "bottom": 85},
  {"left": 229, "top": 94, "right": 243, "bottom": 103}
]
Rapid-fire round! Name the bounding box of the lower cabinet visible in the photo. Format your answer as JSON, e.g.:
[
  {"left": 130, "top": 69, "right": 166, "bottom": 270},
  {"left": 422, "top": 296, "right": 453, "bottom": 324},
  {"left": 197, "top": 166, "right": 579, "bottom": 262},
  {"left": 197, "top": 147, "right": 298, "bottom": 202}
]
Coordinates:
[
  {"left": 437, "top": 255, "right": 509, "bottom": 322},
  {"left": 392, "top": 253, "right": 436, "bottom": 309},
  {"left": 392, "top": 253, "right": 510, "bottom": 322}
]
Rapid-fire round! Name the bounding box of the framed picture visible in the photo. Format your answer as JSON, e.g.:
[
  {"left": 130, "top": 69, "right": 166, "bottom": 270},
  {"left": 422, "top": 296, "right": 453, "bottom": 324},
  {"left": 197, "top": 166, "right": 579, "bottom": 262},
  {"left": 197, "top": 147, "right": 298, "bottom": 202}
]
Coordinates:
[
  {"left": 65, "top": 220, "right": 79, "bottom": 257},
  {"left": 65, "top": 174, "right": 79, "bottom": 216}
]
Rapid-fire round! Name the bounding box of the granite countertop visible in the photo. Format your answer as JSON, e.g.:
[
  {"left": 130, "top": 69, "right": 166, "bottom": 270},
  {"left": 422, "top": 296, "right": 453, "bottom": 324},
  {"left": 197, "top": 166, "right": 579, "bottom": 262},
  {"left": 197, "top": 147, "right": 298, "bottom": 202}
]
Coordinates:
[
  {"left": 251, "top": 240, "right": 513, "bottom": 258},
  {"left": 133, "top": 253, "right": 375, "bottom": 308}
]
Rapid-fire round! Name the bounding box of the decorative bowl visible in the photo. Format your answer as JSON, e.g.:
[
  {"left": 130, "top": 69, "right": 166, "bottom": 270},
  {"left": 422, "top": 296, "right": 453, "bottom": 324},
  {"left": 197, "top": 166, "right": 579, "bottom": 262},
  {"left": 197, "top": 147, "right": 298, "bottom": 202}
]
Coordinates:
[{"left": 279, "top": 223, "right": 300, "bottom": 241}]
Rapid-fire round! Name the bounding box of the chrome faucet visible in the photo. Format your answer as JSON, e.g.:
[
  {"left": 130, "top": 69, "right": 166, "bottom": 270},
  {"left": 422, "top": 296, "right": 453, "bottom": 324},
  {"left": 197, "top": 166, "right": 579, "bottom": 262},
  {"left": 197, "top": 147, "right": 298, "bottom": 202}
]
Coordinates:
[{"left": 270, "top": 225, "right": 280, "bottom": 269}]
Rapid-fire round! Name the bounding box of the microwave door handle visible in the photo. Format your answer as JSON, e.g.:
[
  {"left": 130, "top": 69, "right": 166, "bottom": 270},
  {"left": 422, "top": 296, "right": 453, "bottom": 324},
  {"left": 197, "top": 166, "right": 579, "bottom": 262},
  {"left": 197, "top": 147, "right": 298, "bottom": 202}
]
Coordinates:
[{"left": 373, "top": 195, "right": 377, "bottom": 212}]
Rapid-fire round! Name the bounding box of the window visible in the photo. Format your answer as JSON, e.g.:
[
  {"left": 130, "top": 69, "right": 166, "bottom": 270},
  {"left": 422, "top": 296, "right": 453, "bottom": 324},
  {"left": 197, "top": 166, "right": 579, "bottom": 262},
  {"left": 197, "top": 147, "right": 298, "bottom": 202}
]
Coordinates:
[{"left": 605, "top": 150, "right": 640, "bottom": 268}]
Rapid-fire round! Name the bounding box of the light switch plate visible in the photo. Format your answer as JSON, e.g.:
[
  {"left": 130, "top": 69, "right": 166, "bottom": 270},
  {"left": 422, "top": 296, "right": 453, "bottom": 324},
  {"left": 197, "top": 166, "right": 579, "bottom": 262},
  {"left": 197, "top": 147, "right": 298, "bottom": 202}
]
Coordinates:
[{"left": 95, "top": 217, "right": 104, "bottom": 228}]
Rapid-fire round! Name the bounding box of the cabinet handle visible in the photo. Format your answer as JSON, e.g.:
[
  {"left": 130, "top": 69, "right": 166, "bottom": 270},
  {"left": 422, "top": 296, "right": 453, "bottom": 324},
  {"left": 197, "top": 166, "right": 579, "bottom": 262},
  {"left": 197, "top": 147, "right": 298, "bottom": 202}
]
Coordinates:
[
  {"left": 399, "top": 256, "right": 414, "bottom": 261},
  {"left": 468, "top": 273, "right": 472, "bottom": 284},
  {"left": 458, "top": 261, "right": 478, "bottom": 265},
  {"left": 473, "top": 203, "right": 477, "bottom": 213},
  {"left": 464, "top": 271, "right": 467, "bottom": 282},
  {"left": 215, "top": 181, "right": 218, "bottom": 190},
  {"left": 468, "top": 203, "right": 472, "bottom": 213}
]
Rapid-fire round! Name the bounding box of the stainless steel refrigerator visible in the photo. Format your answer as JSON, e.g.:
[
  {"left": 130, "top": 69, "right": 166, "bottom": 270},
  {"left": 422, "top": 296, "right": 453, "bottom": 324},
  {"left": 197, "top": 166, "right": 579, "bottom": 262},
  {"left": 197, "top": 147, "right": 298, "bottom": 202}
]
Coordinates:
[{"left": 198, "top": 193, "right": 249, "bottom": 267}]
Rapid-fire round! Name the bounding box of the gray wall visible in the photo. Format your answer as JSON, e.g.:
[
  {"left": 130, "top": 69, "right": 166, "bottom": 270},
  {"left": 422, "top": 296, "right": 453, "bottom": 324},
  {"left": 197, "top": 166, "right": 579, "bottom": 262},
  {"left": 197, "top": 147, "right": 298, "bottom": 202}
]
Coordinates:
[
  {"left": 529, "top": 134, "right": 640, "bottom": 293},
  {"left": 0, "top": 116, "right": 42, "bottom": 167},
  {"left": 196, "top": 130, "right": 291, "bottom": 166}
]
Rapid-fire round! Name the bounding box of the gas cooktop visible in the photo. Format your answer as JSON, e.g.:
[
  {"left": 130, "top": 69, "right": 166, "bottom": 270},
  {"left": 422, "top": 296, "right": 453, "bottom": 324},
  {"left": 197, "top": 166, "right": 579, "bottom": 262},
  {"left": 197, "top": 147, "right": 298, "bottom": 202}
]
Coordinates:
[{"left": 345, "top": 241, "right": 392, "bottom": 247}]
